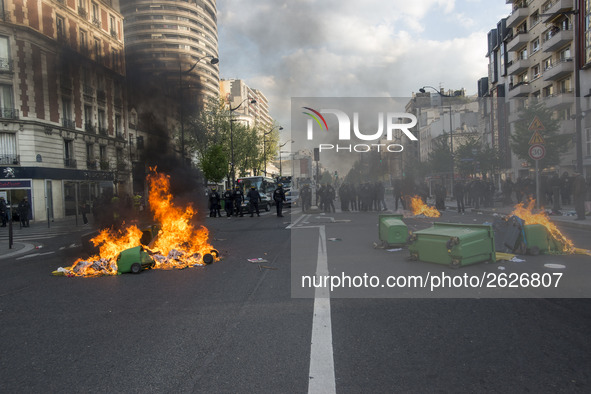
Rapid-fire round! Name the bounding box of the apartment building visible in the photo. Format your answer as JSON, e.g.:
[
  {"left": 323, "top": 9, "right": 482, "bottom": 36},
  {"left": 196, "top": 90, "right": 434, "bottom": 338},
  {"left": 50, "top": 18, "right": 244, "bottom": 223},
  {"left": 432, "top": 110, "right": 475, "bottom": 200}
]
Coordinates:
[
  {"left": 0, "top": 0, "right": 128, "bottom": 221},
  {"left": 495, "top": 0, "right": 591, "bottom": 177},
  {"left": 121, "top": 0, "right": 219, "bottom": 108}
]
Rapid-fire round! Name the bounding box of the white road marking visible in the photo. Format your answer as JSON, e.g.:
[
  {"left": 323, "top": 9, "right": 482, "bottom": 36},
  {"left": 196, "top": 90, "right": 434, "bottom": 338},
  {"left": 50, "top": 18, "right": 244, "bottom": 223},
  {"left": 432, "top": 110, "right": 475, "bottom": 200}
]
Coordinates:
[
  {"left": 286, "top": 214, "right": 309, "bottom": 229},
  {"left": 308, "top": 225, "right": 336, "bottom": 394}
]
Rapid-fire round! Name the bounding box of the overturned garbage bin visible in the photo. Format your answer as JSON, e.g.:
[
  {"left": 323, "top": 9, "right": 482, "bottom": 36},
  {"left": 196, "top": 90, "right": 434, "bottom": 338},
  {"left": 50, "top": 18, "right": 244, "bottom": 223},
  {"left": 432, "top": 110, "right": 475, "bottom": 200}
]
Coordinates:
[
  {"left": 408, "top": 223, "right": 496, "bottom": 268},
  {"left": 117, "top": 246, "right": 155, "bottom": 274},
  {"left": 378, "top": 214, "right": 408, "bottom": 247},
  {"left": 493, "top": 215, "right": 525, "bottom": 253},
  {"left": 522, "top": 224, "right": 561, "bottom": 255}
]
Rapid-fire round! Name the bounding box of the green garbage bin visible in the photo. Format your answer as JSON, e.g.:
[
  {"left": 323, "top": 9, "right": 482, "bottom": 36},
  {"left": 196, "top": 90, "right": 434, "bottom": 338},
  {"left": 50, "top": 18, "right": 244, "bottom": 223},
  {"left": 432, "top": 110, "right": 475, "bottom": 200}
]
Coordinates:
[
  {"left": 408, "top": 222, "right": 496, "bottom": 268},
  {"left": 522, "top": 224, "right": 560, "bottom": 255},
  {"left": 378, "top": 214, "right": 408, "bottom": 247},
  {"left": 116, "top": 246, "right": 155, "bottom": 274}
]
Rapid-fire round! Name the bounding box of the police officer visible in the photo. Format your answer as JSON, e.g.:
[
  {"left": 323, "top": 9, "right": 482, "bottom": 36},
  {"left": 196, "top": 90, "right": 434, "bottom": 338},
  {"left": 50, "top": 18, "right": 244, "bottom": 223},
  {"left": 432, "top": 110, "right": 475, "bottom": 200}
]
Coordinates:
[
  {"left": 209, "top": 186, "right": 221, "bottom": 217},
  {"left": 0, "top": 196, "right": 7, "bottom": 227},
  {"left": 273, "top": 183, "right": 286, "bottom": 217},
  {"left": 18, "top": 196, "right": 31, "bottom": 227},
  {"left": 247, "top": 186, "right": 261, "bottom": 217},
  {"left": 223, "top": 187, "right": 234, "bottom": 218},
  {"left": 300, "top": 184, "right": 312, "bottom": 212},
  {"left": 233, "top": 185, "right": 244, "bottom": 217}
]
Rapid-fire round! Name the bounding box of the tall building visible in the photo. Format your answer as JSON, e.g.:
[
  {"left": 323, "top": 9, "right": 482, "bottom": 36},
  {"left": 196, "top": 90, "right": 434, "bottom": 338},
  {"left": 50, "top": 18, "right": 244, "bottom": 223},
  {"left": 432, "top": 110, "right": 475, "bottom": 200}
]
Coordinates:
[
  {"left": 220, "top": 79, "right": 269, "bottom": 128},
  {"left": 121, "top": 0, "right": 219, "bottom": 108},
  {"left": 500, "top": 0, "right": 588, "bottom": 177},
  {"left": 0, "top": 0, "right": 128, "bottom": 221}
]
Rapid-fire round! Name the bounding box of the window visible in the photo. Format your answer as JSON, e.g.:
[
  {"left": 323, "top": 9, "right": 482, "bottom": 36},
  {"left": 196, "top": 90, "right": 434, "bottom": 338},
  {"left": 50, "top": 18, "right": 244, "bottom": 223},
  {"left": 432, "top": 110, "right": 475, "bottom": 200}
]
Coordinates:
[
  {"left": 84, "top": 105, "right": 93, "bottom": 131},
  {"left": 531, "top": 38, "right": 540, "bottom": 54},
  {"left": 64, "top": 140, "right": 75, "bottom": 167},
  {"left": 518, "top": 48, "right": 527, "bottom": 60},
  {"left": 559, "top": 78, "right": 572, "bottom": 94},
  {"left": 0, "top": 36, "right": 10, "bottom": 71},
  {"left": 79, "top": 30, "right": 87, "bottom": 52},
  {"left": 543, "top": 84, "right": 554, "bottom": 97},
  {"left": 93, "top": 38, "right": 101, "bottom": 59},
  {"left": 560, "top": 46, "right": 571, "bottom": 61},
  {"left": 531, "top": 12, "right": 540, "bottom": 27},
  {"left": 532, "top": 64, "right": 541, "bottom": 80},
  {"left": 109, "top": 15, "right": 117, "bottom": 37},
  {"left": 0, "top": 132, "right": 17, "bottom": 164},
  {"left": 98, "top": 109, "right": 106, "bottom": 133},
  {"left": 99, "top": 145, "right": 106, "bottom": 161},
  {"left": 115, "top": 114, "right": 121, "bottom": 135},
  {"left": 543, "top": 57, "right": 553, "bottom": 71},
  {"left": 86, "top": 143, "right": 93, "bottom": 159},
  {"left": 0, "top": 84, "right": 15, "bottom": 118},
  {"left": 91, "top": 2, "right": 99, "bottom": 22},
  {"left": 56, "top": 15, "right": 65, "bottom": 38}
]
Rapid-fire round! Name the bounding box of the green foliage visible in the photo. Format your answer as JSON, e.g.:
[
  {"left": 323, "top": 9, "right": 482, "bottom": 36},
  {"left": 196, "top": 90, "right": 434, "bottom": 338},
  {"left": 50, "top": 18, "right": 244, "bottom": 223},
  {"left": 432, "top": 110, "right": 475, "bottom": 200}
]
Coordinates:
[
  {"left": 509, "top": 101, "right": 570, "bottom": 169},
  {"left": 199, "top": 145, "right": 228, "bottom": 183},
  {"left": 453, "top": 136, "right": 501, "bottom": 178},
  {"left": 427, "top": 133, "right": 453, "bottom": 175}
]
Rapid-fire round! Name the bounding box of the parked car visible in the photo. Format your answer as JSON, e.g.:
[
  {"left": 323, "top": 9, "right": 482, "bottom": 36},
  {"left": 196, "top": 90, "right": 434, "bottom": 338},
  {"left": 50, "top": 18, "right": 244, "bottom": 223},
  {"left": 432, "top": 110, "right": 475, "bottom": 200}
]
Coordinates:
[{"left": 241, "top": 193, "right": 272, "bottom": 213}]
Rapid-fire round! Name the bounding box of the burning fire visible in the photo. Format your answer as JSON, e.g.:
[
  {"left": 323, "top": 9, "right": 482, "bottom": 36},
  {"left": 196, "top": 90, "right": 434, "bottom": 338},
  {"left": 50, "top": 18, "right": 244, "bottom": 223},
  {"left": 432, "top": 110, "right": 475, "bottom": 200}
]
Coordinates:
[
  {"left": 510, "top": 199, "right": 574, "bottom": 253},
  {"left": 57, "top": 169, "right": 217, "bottom": 277},
  {"left": 408, "top": 195, "right": 441, "bottom": 218}
]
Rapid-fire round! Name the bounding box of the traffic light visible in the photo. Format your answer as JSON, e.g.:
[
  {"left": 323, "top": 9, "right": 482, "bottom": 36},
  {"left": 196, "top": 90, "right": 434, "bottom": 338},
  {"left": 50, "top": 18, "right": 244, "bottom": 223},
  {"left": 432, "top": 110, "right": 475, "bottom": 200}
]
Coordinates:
[{"left": 314, "top": 147, "right": 319, "bottom": 161}]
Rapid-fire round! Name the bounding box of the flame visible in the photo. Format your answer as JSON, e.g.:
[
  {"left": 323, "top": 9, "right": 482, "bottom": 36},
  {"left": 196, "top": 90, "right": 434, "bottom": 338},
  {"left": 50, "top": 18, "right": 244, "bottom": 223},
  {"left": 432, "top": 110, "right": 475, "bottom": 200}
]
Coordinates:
[
  {"left": 510, "top": 199, "right": 574, "bottom": 253},
  {"left": 58, "top": 169, "right": 217, "bottom": 277},
  {"left": 408, "top": 195, "right": 441, "bottom": 218}
]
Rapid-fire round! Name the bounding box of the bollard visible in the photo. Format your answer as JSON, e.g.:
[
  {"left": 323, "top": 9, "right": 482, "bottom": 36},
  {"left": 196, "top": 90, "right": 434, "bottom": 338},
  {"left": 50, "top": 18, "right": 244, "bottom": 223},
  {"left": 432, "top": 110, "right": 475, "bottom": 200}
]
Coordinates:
[{"left": 8, "top": 217, "right": 13, "bottom": 249}]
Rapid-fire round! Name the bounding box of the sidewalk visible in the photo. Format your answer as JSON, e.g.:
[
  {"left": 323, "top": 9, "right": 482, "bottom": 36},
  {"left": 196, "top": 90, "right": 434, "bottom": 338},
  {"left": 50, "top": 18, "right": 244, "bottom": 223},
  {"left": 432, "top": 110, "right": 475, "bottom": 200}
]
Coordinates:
[{"left": 0, "top": 216, "right": 92, "bottom": 260}]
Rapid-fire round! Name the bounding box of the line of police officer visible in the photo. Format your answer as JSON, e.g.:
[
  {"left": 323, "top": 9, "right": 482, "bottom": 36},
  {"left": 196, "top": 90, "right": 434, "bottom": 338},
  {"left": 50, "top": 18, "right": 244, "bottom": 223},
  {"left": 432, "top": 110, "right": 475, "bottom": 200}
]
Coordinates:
[{"left": 209, "top": 184, "right": 286, "bottom": 218}]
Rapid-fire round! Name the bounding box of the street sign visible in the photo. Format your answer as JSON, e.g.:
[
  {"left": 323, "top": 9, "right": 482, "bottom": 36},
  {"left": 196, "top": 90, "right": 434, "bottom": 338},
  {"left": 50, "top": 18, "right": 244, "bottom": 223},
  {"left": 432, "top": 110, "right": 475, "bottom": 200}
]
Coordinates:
[
  {"left": 528, "top": 144, "right": 545, "bottom": 160},
  {"left": 528, "top": 130, "right": 546, "bottom": 145},
  {"left": 528, "top": 116, "right": 545, "bottom": 132}
]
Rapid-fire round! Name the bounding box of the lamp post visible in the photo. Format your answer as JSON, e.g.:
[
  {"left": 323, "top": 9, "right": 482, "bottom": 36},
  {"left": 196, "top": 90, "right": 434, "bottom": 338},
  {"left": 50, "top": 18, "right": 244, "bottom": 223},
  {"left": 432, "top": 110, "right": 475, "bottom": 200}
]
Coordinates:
[
  {"left": 179, "top": 55, "right": 219, "bottom": 163},
  {"left": 229, "top": 98, "right": 257, "bottom": 186},
  {"left": 278, "top": 140, "right": 294, "bottom": 177},
  {"left": 419, "top": 86, "right": 455, "bottom": 192},
  {"left": 263, "top": 125, "right": 283, "bottom": 176}
]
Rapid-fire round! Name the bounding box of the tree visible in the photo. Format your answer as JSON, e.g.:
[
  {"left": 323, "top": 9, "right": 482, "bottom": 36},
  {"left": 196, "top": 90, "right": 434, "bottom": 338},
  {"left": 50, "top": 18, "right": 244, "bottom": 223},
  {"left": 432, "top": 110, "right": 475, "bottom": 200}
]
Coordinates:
[
  {"left": 199, "top": 144, "right": 228, "bottom": 183},
  {"left": 427, "top": 132, "right": 453, "bottom": 176},
  {"left": 509, "top": 101, "right": 570, "bottom": 169}
]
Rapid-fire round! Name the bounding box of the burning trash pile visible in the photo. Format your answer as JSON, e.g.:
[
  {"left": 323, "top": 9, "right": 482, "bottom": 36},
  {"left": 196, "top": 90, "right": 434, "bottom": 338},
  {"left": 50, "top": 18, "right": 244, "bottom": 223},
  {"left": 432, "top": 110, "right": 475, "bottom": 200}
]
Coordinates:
[
  {"left": 508, "top": 199, "right": 574, "bottom": 254},
  {"left": 53, "top": 170, "right": 218, "bottom": 277},
  {"left": 408, "top": 195, "right": 441, "bottom": 218}
]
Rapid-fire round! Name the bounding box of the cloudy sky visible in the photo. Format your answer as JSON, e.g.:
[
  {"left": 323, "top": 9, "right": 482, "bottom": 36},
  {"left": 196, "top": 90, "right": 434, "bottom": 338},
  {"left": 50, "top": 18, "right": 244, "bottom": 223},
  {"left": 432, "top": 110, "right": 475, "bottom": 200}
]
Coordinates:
[{"left": 216, "top": 0, "right": 512, "bottom": 141}]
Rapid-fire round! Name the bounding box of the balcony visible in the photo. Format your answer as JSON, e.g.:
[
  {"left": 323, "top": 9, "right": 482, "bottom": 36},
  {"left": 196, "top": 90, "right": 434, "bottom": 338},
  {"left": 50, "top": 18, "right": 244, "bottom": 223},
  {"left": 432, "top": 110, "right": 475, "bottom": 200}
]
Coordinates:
[
  {"left": 506, "top": 7, "right": 528, "bottom": 29},
  {"left": 543, "top": 28, "right": 573, "bottom": 52},
  {"left": 110, "top": 29, "right": 118, "bottom": 39},
  {"left": 86, "top": 159, "right": 97, "bottom": 170},
  {"left": 97, "top": 90, "right": 106, "bottom": 103},
  {"left": 62, "top": 118, "right": 75, "bottom": 129},
  {"left": 508, "top": 82, "right": 531, "bottom": 98},
  {"left": 0, "top": 57, "right": 13, "bottom": 72},
  {"left": 84, "top": 122, "right": 96, "bottom": 133},
  {"left": 99, "top": 160, "right": 110, "bottom": 170},
  {"left": 83, "top": 84, "right": 94, "bottom": 97},
  {"left": 116, "top": 162, "right": 128, "bottom": 172},
  {"left": 507, "top": 31, "right": 529, "bottom": 52},
  {"left": 92, "top": 17, "right": 101, "bottom": 28},
  {"left": 542, "top": 0, "right": 574, "bottom": 23},
  {"left": 78, "top": 8, "right": 87, "bottom": 19},
  {"left": 116, "top": 132, "right": 125, "bottom": 141},
  {"left": 0, "top": 154, "right": 20, "bottom": 165},
  {"left": 64, "top": 158, "right": 77, "bottom": 168},
  {"left": 0, "top": 107, "right": 19, "bottom": 119},
  {"left": 543, "top": 58, "right": 573, "bottom": 81},
  {"left": 507, "top": 58, "right": 530, "bottom": 75},
  {"left": 544, "top": 92, "right": 574, "bottom": 109},
  {"left": 98, "top": 126, "right": 108, "bottom": 136}
]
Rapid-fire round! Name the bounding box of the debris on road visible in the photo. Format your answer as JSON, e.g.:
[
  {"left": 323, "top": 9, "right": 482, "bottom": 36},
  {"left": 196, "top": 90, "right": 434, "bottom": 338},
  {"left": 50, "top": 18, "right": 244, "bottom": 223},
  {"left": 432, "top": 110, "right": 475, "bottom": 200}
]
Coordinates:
[{"left": 248, "top": 258, "right": 268, "bottom": 263}]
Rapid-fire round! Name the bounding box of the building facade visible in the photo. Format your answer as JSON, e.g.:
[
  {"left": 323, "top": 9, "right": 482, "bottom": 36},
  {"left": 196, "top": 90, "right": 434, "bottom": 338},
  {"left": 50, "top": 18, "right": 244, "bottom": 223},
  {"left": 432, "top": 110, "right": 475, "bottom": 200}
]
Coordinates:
[{"left": 0, "top": 0, "right": 128, "bottom": 221}]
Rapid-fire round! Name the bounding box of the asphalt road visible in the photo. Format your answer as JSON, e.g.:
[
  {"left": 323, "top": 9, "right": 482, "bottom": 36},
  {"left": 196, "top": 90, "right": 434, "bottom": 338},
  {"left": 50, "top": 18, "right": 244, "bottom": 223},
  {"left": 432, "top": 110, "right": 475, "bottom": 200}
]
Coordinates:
[{"left": 1, "top": 207, "right": 591, "bottom": 393}]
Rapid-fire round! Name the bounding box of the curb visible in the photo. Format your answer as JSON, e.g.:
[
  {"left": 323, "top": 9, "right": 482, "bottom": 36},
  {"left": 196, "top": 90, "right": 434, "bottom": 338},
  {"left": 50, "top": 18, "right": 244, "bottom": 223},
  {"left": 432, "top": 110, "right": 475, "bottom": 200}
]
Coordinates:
[{"left": 0, "top": 243, "right": 37, "bottom": 260}]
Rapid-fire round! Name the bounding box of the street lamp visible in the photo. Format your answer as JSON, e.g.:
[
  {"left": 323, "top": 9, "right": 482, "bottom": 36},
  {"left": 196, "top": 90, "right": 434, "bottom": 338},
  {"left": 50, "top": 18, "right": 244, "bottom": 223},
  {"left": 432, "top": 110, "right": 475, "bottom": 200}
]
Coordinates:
[
  {"left": 263, "top": 125, "right": 283, "bottom": 176},
  {"left": 278, "top": 140, "right": 294, "bottom": 177},
  {"left": 229, "top": 98, "right": 257, "bottom": 186},
  {"left": 419, "top": 85, "right": 455, "bottom": 191},
  {"left": 179, "top": 55, "right": 219, "bottom": 163}
]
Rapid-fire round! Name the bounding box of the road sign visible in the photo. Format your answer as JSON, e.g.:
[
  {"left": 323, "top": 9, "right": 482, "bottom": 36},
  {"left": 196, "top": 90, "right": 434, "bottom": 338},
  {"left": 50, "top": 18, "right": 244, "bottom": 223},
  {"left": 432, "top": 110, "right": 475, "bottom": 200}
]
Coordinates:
[
  {"left": 528, "top": 130, "right": 545, "bottom": 145},
  {"left": 528, "top": 144, "right": 546, "bottom": 160},
  {"left": 528, "top": 116, "right": 545, "bottom": 132}
]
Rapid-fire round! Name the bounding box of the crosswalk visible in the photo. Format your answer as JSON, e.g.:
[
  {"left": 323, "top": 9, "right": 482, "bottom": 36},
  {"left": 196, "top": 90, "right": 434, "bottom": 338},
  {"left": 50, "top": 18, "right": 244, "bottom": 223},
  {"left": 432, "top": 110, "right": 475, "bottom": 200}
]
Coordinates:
[{"left": 0, "top": 222, "right": 92, "bottom": 242}]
